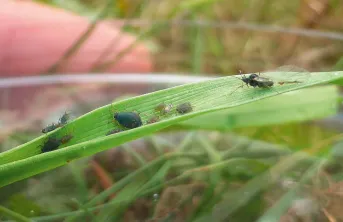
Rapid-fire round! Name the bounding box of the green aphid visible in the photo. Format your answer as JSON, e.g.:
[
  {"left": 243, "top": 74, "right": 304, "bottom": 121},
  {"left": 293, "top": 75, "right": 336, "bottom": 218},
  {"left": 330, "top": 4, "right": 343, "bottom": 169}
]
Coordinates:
[
  {"left": 155, "top": 103, "right": 173, "bottom": 115},
  {"left": 146, "top": 116, "right": 160, "bottom": 124}
]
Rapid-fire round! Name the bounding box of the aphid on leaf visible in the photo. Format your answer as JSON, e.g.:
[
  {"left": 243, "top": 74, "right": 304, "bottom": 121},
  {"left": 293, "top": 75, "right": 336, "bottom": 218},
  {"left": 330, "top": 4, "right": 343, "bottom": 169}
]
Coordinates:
[
  {"left": 236, "top": 71, "right": 274, "bottom": 88},
  {"left": 59, "top": 111, "right": 72, "bottom": 125},
  {"left": 109, "top": 104, "right": 143, "bottom": 129},
  {"left": 41, "top": 111, "right": 72, "bottom": 133},
  {"left": 155, "top": 103, "right": 173, "bottom": 115},
  {"left": 230, "top": 66, "right": 305, "bottom": 96},
  {"left": 41, "top": 122, "right": 61, "bottom": 133},
  {"left": 114, "top": 111, "right": 143, "bottom": 129},
  {"left": 176, "top": 102, "right": 193, "bottom": 115},
  {"left": 146, "top": 116, "right": 160, "bottom": 124},
  {"left": 40, "top": 137, "right": 61, "bottom": 153},
  {"left": 106, "top": 129, "right": 123, "bottom": 136}
]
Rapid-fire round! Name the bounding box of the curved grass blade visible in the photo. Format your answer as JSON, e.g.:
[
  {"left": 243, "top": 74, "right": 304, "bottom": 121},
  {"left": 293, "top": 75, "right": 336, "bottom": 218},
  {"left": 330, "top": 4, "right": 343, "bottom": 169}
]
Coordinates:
[
  {"left": 177, "top": 85, "right": 339, "bottom": 130},
  {"left": 0, "top": 205, "right": 32, "bottom": 222},
  {"left": 0, "top": 71, "right": 342, "bottom": 187},
  {"left": 263, "top": 65, "right": 311, "bottom": 84}
]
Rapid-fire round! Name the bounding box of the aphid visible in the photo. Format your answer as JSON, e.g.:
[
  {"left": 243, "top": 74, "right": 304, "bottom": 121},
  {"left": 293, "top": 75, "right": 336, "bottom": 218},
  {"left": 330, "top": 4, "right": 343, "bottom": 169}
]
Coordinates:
[
  {"left": 41, "top": 111, "right": 71, "bottom": 134},
  {"left": 176, "top": 102, "right": 193, "bottom": 114},
  {"left": 60, "top": 134, "right": 73, "bottom": 144},
  {"left": 41, "top": 122, "right": 61, "bottom": 133},
  {"left": 59, "top": 111, "right": 71, "bottom": 125},
  {"left": 106, "top": 129, "right": 122, "bottom": 136},
  {"left": 230, "top": 71, "right": 278, "bottom": 96},
  {"left": 155, "top": 103, "right": 173, "bottom": 115},
  {"left": 114, "top": 112, "right": 143, "bottom": 129},
  {"left": 237, "top": 72, "right": 274, "bottom": 88},
  {"left": 40, "top": 137, "right": 61, "bottom": 153},
  {"left": 146, "top": 116, "right": 160, "bottom": 124},
  {"left": 230, "top": 68, "right": 306, "bottom": 96}
]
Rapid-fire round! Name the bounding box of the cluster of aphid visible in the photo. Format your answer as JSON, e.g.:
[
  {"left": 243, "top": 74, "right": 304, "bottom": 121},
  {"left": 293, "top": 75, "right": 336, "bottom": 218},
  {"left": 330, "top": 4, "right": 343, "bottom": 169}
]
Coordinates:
[
  {"left": 38, "top": 70, "right": 303, "bottom": 154},
  {"left": 106, "top": 102, "right": 193, "bottom": 136},
  {"left": 40, "top": 112, "right": 73, "bottom": 153},
  {"left": 39, "top": 102, "right": 194, "bottom": 154},
  {"left": 39, "top": 71, "right": 302, "bottom": 154},
  {"left": 41, "top": 111, "right": 71, "bottom": 133}
]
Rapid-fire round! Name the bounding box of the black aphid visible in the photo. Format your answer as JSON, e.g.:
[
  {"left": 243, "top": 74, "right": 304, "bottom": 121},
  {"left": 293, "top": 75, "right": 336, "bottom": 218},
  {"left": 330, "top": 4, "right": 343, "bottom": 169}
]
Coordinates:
[
  {"left": 41, "top": 137, "right": 61, "bottom": 153},
  {"left": 233, "top": 70, "right": 302, "bottom": 94},
  {"left": 59, "top": 111, "right": 71, "bottom": 125},
  {"left": 230, "top": 71, "right": 280, "bottom": 96},
  {"left": 114, "top": 112, "right": 143, "bottom": 129},
  {"left": 176, "top": 102, "right": 193, "bottom": 114},
  {"left": 42, "top": 123, "right": 61, "bottom": 133},
  {"left": 238, "top": 72, "right": 274, "bottom": 88}
]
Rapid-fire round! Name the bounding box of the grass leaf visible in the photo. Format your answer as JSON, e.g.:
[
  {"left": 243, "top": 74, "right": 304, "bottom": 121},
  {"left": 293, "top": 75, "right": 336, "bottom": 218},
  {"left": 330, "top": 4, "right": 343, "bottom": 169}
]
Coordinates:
[{"left": 0, "top": 71, "right": 342, "bottom": 187}]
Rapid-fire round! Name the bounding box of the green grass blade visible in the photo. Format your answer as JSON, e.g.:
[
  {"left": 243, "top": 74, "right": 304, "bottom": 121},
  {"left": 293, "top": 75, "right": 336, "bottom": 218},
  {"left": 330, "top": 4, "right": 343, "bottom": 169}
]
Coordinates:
[
  {"left": 178, "top": 85, "right": 339, "bottom": 130},
  {"left": 0, "top": 72, "right": 342, "bottom": 187},
  {"left": 256, "top": 160, "right": 325, "bottom": 222},
  {"left": 0, "top": 205, "right": 32, "bottom": 222},
  {"left": 211, "top": 152, "right": 312, "bottom": 221},
  {"left": 89, "top": 162, "right": 171, "bottom": 221},
  {"left": 191, "top": 16, "right": 205, "bottom": 74},
  {"left": 92, "top": 178, "right": 148, "bottom": 222}
]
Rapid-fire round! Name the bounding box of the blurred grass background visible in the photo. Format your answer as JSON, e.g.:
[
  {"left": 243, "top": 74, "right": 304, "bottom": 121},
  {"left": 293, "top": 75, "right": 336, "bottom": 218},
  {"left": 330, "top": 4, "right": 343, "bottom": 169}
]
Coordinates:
[
  {"left": 1, "top": 0, "right": 343, "bottom": 221},
  {"left": 37, "top": 0, "right": 343, "bottom": 74}
]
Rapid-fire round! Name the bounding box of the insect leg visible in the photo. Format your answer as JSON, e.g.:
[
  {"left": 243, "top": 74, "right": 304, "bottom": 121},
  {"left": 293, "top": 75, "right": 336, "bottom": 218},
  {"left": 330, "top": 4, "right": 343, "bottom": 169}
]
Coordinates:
[{"left": 228, "top": 84, "right": 244, "bottom": 96}]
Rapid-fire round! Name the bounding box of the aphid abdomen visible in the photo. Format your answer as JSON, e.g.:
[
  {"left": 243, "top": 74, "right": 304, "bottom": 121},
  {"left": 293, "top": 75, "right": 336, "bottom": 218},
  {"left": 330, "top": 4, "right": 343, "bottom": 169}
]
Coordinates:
[
  {"left": 114, "top": 112, "right": 143, "bottom": 129},
  {"left": 249, "top": 81, "right": 259, "bottom": 88},
  {"left": 41, "top": 137, "right": 61, "bottom": 153},
  {"left": 176, "top": 102, "right": 193, "bottom": 114},
  {"left": 257, "top": 80, "right": 274, "bottom": 88}
]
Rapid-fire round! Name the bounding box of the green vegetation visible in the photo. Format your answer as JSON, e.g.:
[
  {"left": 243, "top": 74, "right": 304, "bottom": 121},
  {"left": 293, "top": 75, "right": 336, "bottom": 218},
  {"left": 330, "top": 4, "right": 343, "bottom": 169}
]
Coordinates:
[{"left": 2, "top": 0, "right": 343, "bottom": 221}]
